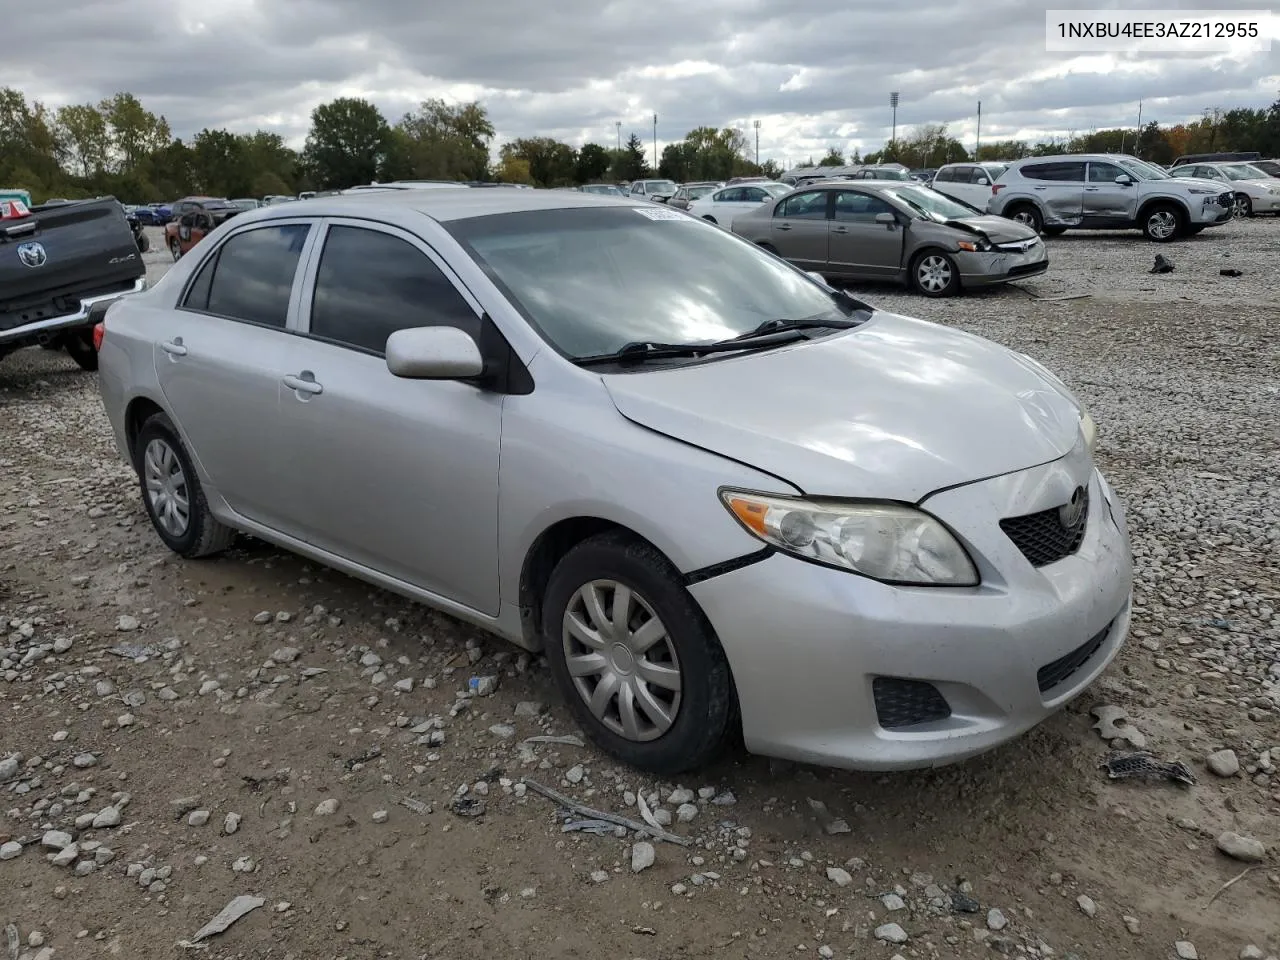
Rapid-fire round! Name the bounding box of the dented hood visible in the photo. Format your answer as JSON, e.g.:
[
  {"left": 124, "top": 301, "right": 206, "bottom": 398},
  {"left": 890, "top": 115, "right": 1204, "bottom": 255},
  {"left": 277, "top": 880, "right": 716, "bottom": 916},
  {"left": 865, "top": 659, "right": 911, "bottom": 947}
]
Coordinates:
[{"left": 602, "top": 312, "right": 1083, "bottom": 501}]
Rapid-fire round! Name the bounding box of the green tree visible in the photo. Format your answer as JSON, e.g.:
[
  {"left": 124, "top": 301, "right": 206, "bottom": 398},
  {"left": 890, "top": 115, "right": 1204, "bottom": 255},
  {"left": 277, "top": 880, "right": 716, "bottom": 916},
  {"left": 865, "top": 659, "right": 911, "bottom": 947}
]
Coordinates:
[
  {"left": 575, "top": 142, "right": 611, "bottom": 183},
  {"left": 499, "top": 137, "right": 577, "bottom": 187},
  {"left": 495, "top": 154, "right": 534, "bottom": 184},
  {"left": 387, "top": 98, "right": 494, "bottom": 181},
  {"left": 55, "top": 104, "right": 110, "bottom": 178},
  {"left": 99, "top": 92, "right": 171, "bottom": 172},
  {"left": 302, "top": 97, "right": 390, "bottom": 189},
  {"left": 818, "top": 147, "right": 844, "bottom": 166},
  {"left": 612, "top": 133, "right": 649, "bottom": 180},
  {"left": 191, "top": 128, "right": 250, "bottom": 197},
  {"left": 760, "top": 159, "right": 783, "bottom": 179}
]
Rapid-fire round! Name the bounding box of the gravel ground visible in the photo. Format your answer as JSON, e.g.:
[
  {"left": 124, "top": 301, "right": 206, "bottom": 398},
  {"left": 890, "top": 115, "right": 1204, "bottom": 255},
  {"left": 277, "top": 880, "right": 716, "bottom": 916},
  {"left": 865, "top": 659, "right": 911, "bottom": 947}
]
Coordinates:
[{"left": 2, "top": 220, "right": 1278, "bottom": 960}]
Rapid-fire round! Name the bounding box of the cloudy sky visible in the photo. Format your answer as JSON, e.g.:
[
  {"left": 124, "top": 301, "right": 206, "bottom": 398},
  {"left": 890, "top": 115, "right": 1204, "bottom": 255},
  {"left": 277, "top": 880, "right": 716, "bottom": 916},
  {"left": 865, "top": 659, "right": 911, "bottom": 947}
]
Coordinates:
[{"left": 4, "top": 0, "right": 1278, "bottom": 166}]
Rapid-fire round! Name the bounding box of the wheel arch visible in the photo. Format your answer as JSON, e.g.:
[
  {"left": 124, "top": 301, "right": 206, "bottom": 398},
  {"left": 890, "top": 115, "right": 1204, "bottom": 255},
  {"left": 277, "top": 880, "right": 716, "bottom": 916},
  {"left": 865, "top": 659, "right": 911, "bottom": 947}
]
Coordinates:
[
  {"left": 124, "top": 396, "right": 167, "bottom": 466},
  {"left": 1136, "top": 196, "right": 1191, "bottom": 223}
]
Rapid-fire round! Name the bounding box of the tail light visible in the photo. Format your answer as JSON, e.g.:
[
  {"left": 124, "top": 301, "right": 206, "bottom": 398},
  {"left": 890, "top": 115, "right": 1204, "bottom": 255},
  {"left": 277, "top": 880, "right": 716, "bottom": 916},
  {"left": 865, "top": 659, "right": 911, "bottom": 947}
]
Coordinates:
[
  {"left": 92, "top": 321, "right": 105, "bottom": 351},
  {"left": 991, "top": 184, "right": 1005, "bottom": 197}
]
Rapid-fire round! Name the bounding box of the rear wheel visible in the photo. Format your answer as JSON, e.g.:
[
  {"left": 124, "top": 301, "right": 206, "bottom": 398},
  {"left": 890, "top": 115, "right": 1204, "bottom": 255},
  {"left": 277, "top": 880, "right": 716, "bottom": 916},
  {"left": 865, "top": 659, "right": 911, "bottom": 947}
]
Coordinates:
[
  {"left": 757, "top": 242, "right": 779, "bottom": 254},
  {"left": 1042, "top": 226, "right": 1067, "bottom": 238},
  {"left": 542, "top": 532, "right": 735, "bottom": 774},
  {"left": 1232, "top": 193, "right": 1253, "bottom": 218},
  {"left": 1007, "top": 203, "right": 1043, "bottom": 234},
  {"left": 1142, "top": 203, "right": 1184, "bottom": 242},
  {"left": 911, "top": 250, "right": 960, "bottom": 297},
  {"left": 134, "top": 412, "right": 237, "bottom": 558},
  {"left": 64, "top": 331, "right": 98, "bottom": 371},
  {"left": 169, "top": 237, "right": 182, "bottom": 261}
]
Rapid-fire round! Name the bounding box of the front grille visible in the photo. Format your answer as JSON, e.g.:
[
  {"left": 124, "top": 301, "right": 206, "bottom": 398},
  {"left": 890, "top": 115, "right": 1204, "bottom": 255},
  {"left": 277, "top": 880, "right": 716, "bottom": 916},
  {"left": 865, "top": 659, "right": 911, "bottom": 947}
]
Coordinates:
[
  {"left": 1007, "top": 261, "right": 1047, "bottom": 277},
  {"left": 1218, "top": 191, "right": 1234, "bottom": 208},
  {"left": 873, "top": 677, "right": 951, "bottom": 729},
  {"left": 1037, "top": 620, "right": 1113, "bottom": 693},
  {"left": 1000, "top": 487, "right": 1089, "bottom": 567}
]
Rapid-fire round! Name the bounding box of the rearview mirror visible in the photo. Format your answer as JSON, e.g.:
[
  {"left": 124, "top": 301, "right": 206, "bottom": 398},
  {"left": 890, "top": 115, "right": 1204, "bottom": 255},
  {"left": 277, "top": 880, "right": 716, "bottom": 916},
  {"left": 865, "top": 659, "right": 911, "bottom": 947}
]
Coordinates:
[
  {"left": 386, "top": 327, "right": 484, "bottom": 380},
  {"left": 875, "top": 212, "right": 897, "bottom": 226},
  {"left": 1114, "top": 174, "right": 1133, "bottom": 185}
]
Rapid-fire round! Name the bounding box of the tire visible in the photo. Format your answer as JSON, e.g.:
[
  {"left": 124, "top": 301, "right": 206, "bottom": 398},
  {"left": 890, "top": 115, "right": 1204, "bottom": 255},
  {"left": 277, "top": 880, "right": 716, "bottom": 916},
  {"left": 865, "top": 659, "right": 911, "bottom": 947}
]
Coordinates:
[
  {"left": 701, "top": 215, "right": 717, "bottom": 224},
  {"left": 541, "top": 532, "right": 736, "bottom": 774},
  {"left": 1007, "top": 203, "right": 1043, "bottom": 234},
  {"left": 169, "top": 238, "right": 182, "bottom": 261},
  {"left": 133, "top": 412, "right": 237, "bottom": 558},
  {"left": 1141, "top": 203, "right": 1184, "bottom": 242},
  {"left": 1185, "top": 225, "right": 1206, "bottom": 235},
  {"left": 64, "top": 331, "right": 98, "bottom": 371},
  {"left": 137, "top": 232, "right": 151, "bottom": 253},
  {"left": 1042, "top": 226, "right": 1067, "bottom": 238},
  {"left": 757, "top": 242, "right": 779, "bottom": 254},
  {"left": 1232, "top": 193, "right": 1252, "bottom": 219},
  {"left": 911, "top": 250, "right": 961, "bottom": 297}
]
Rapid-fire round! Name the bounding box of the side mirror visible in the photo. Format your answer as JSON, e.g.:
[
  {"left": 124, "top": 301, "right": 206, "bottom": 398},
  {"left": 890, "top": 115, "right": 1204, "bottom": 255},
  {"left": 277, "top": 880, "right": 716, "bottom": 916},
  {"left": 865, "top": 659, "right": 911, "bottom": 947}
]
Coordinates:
[
  {"left": 976, "top": 177, "right": 989, "bottom": 186},
  {"left": 386, "top": 327, "right": 485, "bottom": 380},
  {"left": 875, "top": 212, "right": 897, "bottom": 226},
  {"left": 1114, "top": 174, "right": 1133, "bottom": 185},
  {"left": 805, "top": 271, "right": 832, "bottom": 289}
]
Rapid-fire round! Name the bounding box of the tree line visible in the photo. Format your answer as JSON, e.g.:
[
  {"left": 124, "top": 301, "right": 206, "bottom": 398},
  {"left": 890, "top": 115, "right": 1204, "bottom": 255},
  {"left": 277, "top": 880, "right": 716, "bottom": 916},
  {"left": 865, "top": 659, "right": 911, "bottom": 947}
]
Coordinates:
[{"left": 2, "top": 86, "right": 1278, "bottom": 204}]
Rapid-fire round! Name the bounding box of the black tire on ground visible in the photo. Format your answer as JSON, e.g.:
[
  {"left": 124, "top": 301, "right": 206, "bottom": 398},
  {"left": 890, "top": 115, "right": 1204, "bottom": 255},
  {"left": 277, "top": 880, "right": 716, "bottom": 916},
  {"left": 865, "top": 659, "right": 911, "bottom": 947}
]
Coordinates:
[
  {"left": 137, "top": 232, "right": 151, "bottom": 253},
  {"left": 541, "top": 532, "right": 736, "bottom": 775},
  {"left": 64, "top": 330, "right": 98, "bottom": 371},
  {"left": 1042, "top": 226, "right": 1067, "bottom": 237},
  {"left": 757, "top": 242, "right": 779, "bottom": 254},
  {"left": 1185, "top": 225, "right": 1206, "bottom": 235},
  {"left": 169, "top": 238, "right": 182, "bottom": 261},
  {"left": 1233, "top": 193, "right": 1253, "bottom": 218},
  {"left": 1141, "top": 203, "right": 1185, "bottom": 242},
  {"left": 1007, "top": 203, "right": 1043, "bottom": 234},
  {"left": 134, "top": 412, "right": 237, "bottom": 559},
  {"left": 701, "top": 215, "right": 717, "bottom": 224},
  {"left": 910, "top": 249, "right": 961, "bottom": 297}
]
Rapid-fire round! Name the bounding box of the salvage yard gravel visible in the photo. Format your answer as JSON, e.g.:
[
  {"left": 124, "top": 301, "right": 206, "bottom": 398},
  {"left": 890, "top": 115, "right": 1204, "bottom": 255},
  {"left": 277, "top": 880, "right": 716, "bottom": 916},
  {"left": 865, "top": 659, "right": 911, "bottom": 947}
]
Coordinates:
[{"left": 1, "top": 220, "right": 1277, "bottom": 958}]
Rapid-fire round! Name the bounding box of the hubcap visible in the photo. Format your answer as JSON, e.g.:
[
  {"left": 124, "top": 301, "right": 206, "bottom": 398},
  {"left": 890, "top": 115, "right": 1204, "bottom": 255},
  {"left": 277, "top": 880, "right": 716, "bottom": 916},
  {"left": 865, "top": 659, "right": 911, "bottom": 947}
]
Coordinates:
[
  {"left": 1013, "top": 210, "right": 1037, "bottom": 229},
  {"left": 1232, "top": 196, "right": 1248, "bottom": 218},
  {"left": 1148, "top": 211, "right": 1177, "bottom": 239},
  {"left": 561, "top": 579, "right": 682, "bottom": 742},
  {"left": 143, "top": 438, "right": 190, "bottom": 538},
  {"left": 918, "top": 255, "right": 952, "bottom": 293}
]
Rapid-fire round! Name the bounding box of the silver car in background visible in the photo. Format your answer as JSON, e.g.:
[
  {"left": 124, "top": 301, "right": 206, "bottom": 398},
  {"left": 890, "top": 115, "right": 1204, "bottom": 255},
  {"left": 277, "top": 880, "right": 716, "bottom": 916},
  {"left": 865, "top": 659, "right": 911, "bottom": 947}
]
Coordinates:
[
  {"left": 732, "top": 180, "right": 1047, "bottom": 296},
  {"left": 97, "top": 190, "right": 1132, "bottom": 775}
]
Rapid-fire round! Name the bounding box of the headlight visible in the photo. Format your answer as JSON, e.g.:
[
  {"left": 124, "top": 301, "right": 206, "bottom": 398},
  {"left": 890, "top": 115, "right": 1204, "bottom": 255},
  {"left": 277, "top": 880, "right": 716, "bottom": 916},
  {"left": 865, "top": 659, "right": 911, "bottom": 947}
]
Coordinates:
[
  {"left": 1187, "top": 188, "right": 1216, "bottom": 195},
  {"left": 719, "top": 490, "right": 979, "bottom": 586},
  {"left": 957, "top": 238, "right": 992, "bottom": 252},
  {"left": 1079, "top": 410, "right": 1097, "bottom": 457}
]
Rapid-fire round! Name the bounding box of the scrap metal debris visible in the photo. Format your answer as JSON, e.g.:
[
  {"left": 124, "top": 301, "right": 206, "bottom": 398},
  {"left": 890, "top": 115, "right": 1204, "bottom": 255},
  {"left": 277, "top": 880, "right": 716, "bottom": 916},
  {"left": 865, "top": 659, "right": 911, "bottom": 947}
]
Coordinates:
[
  {"left": 179, "top": 895, "right": 265, "bottom": 947},
  {"left": 451, "top": 796, "right": 487, "bottom": 818},
  {"left": 343, "top": 746, "right": 382, "bottom": 770},
  {"left": 1100, "top": 751, "right": 1195, "bottom": 787},
  {"left": 561, "top": 818, "right": 626, "bottom": 837},
  {"left": 6, "top": 923, "right": 18, "bottom": 960},
  {"left": 1220, "top": 268, "right": 1242, "bottom": 277},
  {"left": 522, "top": 778, "right": 690, "bottom": 846},
  {"left": 107, "top": 642, "right": 158, "bottom": 659},
  {"left": 398, "top": 796, "right": 430, "bottom": 815},
  {"left": 1150, "top": 254, "right": 1175, "bottom": 274},
  {"left": 807, "top": 797, "right": 852, "bottom": 835},
  {"left": 635, "top": 791, "right": 664, "bottom": 833},
  {"left": 522, "top": 735, "right": 585, "bottom": 747},
  {"left": 1090, "top": 704, "right": 1147, "bottom": 749}
]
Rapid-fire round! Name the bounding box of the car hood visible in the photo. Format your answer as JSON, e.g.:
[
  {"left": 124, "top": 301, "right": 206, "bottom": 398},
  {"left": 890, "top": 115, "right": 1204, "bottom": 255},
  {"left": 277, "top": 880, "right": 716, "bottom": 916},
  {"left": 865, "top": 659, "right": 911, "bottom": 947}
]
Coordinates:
[
  {"left": 1171, "top": 177, "right": 1228, "bottom": 192},
  {"left": 939, "top": 215, "right": 1038, "bottom": 243},
  {"left": 602, "top": 312, "right": 1083, "bottom": 501}
]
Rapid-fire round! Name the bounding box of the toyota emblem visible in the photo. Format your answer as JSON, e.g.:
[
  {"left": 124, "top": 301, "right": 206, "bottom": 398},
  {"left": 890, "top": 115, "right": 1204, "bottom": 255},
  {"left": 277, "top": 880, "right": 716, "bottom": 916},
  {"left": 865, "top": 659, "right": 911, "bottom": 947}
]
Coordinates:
[{"left": 1058, "top": 486, "right": 1086, "bottom": 529}]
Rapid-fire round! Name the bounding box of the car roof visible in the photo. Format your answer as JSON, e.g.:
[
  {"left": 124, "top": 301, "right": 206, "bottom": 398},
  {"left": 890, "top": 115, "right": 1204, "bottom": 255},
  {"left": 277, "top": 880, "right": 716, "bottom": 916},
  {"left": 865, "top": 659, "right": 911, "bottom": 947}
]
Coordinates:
[{"left": 242, "top": 187, "right": 641, "bottom": 223}]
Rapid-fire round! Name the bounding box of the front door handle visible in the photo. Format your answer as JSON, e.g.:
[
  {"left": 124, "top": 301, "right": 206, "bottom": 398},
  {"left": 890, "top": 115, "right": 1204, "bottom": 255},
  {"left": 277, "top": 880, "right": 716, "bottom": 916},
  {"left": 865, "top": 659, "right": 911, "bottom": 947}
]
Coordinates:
[
  {"left": 776, "top": 223, "right": 792, "bottom": 231},
  {"left": 161, "top": 338, "right": 187, "bottom": 357},
  {"left": 832, "top": 227, "right": 849, "bottom": 234},
  {"left": 283, "top": 372, "right": 323, "bottom": 396}
]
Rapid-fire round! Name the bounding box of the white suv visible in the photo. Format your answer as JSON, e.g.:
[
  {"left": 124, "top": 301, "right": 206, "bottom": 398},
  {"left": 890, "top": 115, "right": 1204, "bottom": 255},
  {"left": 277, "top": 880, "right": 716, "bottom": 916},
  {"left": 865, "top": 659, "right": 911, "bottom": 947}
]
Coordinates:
[
  {"left": 930, "top": 163, "right": 1009, "bottom": 209},
  {"left": 987, "top": 154, "right": 1233, "bottom": 242}
]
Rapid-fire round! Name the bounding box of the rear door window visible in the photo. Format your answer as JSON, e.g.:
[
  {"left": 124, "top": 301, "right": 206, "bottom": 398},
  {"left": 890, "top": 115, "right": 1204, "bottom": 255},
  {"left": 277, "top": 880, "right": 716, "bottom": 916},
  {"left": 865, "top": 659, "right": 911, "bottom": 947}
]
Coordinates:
[{"left": 184, "top": 224, "right": 310, "bottom": 327}]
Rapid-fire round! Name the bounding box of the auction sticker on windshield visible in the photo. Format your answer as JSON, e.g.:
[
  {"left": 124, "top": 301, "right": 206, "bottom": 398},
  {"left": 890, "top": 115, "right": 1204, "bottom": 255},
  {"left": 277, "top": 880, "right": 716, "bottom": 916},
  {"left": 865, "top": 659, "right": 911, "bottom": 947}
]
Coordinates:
[{"left": 631, "top": 206, "right": 688, "bottom": 220}]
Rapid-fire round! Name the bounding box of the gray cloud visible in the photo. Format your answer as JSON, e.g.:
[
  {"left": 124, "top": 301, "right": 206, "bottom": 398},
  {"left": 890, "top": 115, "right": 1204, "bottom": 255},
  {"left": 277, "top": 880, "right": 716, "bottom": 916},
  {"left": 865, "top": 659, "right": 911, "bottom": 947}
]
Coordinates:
[{"left": 2, "top": 0, "right": 1276, "bottom": 162}]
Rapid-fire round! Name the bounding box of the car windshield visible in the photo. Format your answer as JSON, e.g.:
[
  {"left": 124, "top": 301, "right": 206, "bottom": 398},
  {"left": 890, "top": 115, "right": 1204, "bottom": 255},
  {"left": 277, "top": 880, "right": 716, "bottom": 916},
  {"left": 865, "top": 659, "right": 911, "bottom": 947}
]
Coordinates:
[
  {"left": 582, "top": 184, "right": 620, "bottom": 195},
  {"left": 879, "top": 185, "right": 978, "bottom": 221},
  {"left": 872, "top": 169, "right": 911, "bottom": 180},
  {"left": 689, "top": 185, "right": 717, "bottom": 198},
  {"left": 1221, "top": 164, "right": 1266, "bottom": 181},
  {"left": 763, "top": 183, "right": 793, "bottom": 197},
  {"left": 645, "top": 181, "right": 677, "bottom": 194},
  {"left": 446, "top": 207, "right": 850, "bottom": 361},
  {"left": 1116, "top": 157, "right": 1170, "bottom": 180}
]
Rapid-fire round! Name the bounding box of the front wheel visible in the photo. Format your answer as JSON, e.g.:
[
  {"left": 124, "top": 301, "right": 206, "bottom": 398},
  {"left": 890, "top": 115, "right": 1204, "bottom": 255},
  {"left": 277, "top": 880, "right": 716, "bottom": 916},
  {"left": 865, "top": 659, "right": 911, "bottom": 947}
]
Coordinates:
[
  {"left": 1142, "top": 203, "right": 1184, "bottom": 242},
  {"left": 136, "top": 232, "right": 151, "bottom": 253},
  {"left": 911, "top": 250, "right": 960, "bottom": 297},
  {"left": 1008, "top": 204, "right": 1043, "bottom": 234},
  {"left": 134, "top": 412, "right": 237, "bottom": 558},
  {"left": 542, "top": 533, "right": 736, "bottom": 774},
  {"left": 169, "top": 238, "right": 182, "bottom": 261},
  {"left": 1232, "top": 194, "right": 1253, "bottom": 218}
]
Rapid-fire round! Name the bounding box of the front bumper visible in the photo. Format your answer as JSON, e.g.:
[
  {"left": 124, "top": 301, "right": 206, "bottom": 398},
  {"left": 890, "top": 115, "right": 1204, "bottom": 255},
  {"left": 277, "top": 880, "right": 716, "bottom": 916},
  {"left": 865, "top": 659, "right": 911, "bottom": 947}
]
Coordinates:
[
  {"left": 688, "top": 450, "right": 1133, "bottom": 771},
  {"left": 956, "top": 241, "right": 1049, "bottom": 287},
  {"left": 1248, "top": 192, "right": 1280, "bottom": 213},
  {"left": 1189, "top": 194, "right": 1235, "bottom": 225}
]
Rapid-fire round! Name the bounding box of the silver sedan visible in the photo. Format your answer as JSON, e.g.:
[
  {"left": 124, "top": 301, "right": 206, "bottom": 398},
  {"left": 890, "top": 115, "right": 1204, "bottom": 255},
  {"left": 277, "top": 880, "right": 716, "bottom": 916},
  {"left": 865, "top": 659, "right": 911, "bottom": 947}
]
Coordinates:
[{"left": 96, "top": 190, "right": 1132, "bottom": 774}]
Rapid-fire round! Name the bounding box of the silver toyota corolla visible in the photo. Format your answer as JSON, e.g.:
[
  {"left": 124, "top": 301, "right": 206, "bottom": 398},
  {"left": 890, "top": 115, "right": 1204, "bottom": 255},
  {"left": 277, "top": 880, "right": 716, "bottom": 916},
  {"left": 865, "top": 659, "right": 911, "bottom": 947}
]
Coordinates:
[{"left": 96, "top": 190, "right": 1133, "bottom": 775}]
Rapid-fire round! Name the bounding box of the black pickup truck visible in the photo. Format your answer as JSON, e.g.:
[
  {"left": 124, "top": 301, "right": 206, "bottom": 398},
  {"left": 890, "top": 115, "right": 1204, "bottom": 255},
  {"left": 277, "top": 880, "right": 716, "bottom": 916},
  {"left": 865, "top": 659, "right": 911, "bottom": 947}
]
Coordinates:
[{"left": 1, "top": 197, "right": 148, "bottom": 371}]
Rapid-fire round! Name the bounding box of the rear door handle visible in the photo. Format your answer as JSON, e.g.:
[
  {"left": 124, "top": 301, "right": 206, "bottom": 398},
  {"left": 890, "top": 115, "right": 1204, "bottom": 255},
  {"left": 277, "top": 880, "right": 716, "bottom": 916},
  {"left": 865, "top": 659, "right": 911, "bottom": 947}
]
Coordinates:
[
  {"left": 283, "top": 372, "right": 323, "bottom": 396},
  {"left": 776, "top": 224, "right": 792, "bottom": 231},
  {"left": 832, "top": 227, "right": 849, "bottom": 234},
  {"left": 161, "top": 338, "right": 187, "bottom": 357}
]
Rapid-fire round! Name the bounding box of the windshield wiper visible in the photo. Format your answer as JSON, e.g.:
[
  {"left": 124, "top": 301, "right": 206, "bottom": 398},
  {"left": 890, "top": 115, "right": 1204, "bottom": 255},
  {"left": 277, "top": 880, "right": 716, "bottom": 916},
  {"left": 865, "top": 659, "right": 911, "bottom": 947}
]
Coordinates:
[
  {"left": 573, "top": 329, "right": 815, "bottom": 367},
  {"left": 721, "top": 314, "right": 866, "bottom": 343}
]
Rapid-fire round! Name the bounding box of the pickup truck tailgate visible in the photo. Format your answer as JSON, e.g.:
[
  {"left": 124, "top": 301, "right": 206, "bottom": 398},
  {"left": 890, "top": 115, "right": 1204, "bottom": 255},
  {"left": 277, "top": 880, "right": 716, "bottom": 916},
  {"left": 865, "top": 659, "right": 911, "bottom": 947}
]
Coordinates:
[{"left": 1, "top": 198, "right": 146, "bottom": 335}]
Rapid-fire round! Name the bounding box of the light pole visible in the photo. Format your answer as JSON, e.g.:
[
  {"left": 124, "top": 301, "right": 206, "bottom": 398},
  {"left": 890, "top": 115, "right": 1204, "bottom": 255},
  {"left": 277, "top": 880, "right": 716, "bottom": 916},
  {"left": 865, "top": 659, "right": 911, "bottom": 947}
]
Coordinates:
[
  {"left": 652, "top": 113, "right": 658, "bottom": 172},
  {"left": 753, "top": 119, "right": 760, "bottom": 166},
  {"left": 975, "top": 100, "right": 981, "bottom": 160},
  {"left": 889, "top": 91, "right": 899, "bottom": 155},
  {"left": 615, "top": 120, "right": 621, "bottom": 153}
]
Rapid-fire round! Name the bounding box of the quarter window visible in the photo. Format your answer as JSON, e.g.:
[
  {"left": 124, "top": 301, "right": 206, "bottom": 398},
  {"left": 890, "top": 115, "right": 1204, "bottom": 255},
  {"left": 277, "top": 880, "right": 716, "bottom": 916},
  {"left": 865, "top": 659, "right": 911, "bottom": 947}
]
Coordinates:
[
  {"left": 933, "top": 167, "right": 957, "bottom": 182},
  {"left": 184, "top": 224, "right": 309, "bottom": 327},
  {"left": 308, "top": 225, "right": 480, "bottom": 354}
]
